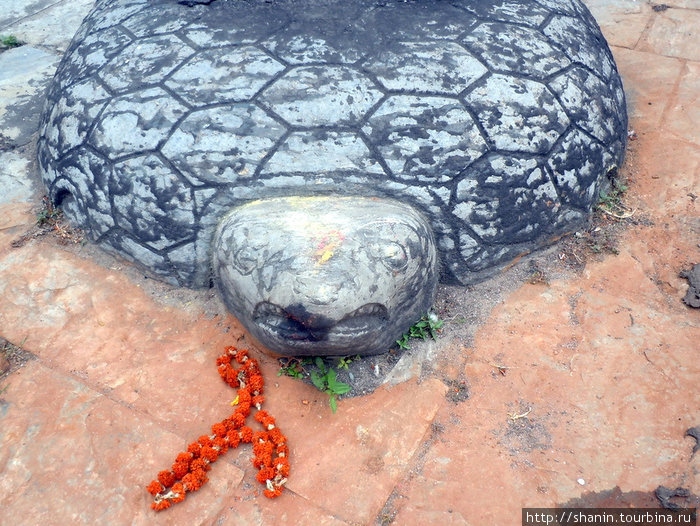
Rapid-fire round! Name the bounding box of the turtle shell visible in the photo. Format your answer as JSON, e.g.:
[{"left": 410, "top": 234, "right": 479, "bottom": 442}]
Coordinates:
[{"left": 38, "top": 0, "right": 627, "bottom": 287}]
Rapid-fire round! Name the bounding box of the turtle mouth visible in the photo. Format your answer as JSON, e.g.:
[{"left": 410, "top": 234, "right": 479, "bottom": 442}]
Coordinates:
[{"left": 252, "top": 301, "right": 389, "bottom": 344}]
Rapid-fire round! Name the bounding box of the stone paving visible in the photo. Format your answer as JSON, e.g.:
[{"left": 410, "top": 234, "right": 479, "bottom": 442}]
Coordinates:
[{"left": 0, "top": 1, "right": 698, "bottom": 525}]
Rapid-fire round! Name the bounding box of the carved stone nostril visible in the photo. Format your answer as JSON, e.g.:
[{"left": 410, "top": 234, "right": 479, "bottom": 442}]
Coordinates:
[{"left": 293, "top": 278, "right": 344, "bottom": 306}]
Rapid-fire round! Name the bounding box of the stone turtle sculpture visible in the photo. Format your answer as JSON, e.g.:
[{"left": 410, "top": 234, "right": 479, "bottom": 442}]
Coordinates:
[{"left": 38, "top": 0, "right": 627, "bottom": 356}]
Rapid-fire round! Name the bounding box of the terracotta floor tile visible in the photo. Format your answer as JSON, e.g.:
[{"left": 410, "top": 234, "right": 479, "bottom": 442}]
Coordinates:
[
  {"left": 612, "top": 47, "right": 685, "bottom": 130},
  {"left": 0, "top": 361, "right": 244, "bottom": 525},
  {"left": 392, "top": 254, "right": 698, "bottom": 524},
  {"left": 0, "top": 229, "right": 258, "bottom": 438},
  {"left": 583, "top": 0, "right": 653, "bottom": 49},
  {"left": 624, "top": 138, "right": 699, "bottom": 219},
  {"left": 389, "top": 151, "right": 699, "bottom": 519},
  {"left": 211, "top": 491, "right": 350, "bottom": 526},
  {"left": 262, "top": 378, "right": 448, "bottom": 524},
  {"left": 663, "top": 61, "right": 700, "bottom": 145},
  {"left": 0, "top": 201, "right": 34, "bottom": 234},
  {"left": 638, "top": 8, "right": 700, "bottom": 61},
  {"left": 0, "top": 229, "right": 450, "bottom": 524}
]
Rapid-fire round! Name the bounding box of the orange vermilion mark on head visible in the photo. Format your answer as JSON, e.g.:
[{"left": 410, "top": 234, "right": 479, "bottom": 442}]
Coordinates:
[{"left": 314, "top": 229, "right": 346, "bottom": 265}]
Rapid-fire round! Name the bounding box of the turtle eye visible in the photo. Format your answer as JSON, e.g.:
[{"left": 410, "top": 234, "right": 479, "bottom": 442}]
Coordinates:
[
  {"left": 233, "top": 244, "right": 265, "bottom": 275},
  {"left": 376, "top": 240, "right": 409, "bottom": 272},
  {"left": 227, "top": 224, "right": 268, "bottom": 275}
]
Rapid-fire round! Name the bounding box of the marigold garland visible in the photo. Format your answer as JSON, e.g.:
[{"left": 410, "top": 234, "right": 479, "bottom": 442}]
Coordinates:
[{"left": 147, "top": 346, "right": 289, "bottom": 511}]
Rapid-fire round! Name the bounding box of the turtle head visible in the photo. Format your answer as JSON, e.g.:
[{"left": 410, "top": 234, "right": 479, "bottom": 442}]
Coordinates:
[{"left": 213, "top": 196, "right": 438, "bottom": 356}]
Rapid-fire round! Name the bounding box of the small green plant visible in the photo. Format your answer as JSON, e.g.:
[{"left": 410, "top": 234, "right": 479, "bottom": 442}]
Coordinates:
[
  {"left": 36, "top": 195, "right": 62, "bottom": 226},
  {"left": 586, "top": 239, "right": 619, "bottom": 256},
  {"left": 0, "top": 35, "right": 22, "bottom": 48},
  {"left": 396, "top": 311, "right": 444, "bottom": 350},
  {"left": 277, "top": 357, "right": 311, "bottom": 379},
  {"left": 598, "top": 186, "right": 625, "bottom": 206},
  {"left": 36, "top": 205, "right": 61, "bottom": 226},
  {"left": 597, "top": 178, "right": 631, "bottom": 218},
  {"left": 277, "top": 362, "right": 304, "bottom": 379},
  {"left": 310, "top": 357, "right": 351, "bottom": 413},
  {"left": 336, "top": 355, "right": 359, "bottom": 370}
]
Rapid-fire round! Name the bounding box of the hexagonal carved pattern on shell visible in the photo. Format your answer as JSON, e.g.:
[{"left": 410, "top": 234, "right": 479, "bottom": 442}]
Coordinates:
[{"left": 38, "top": 0, "right": 628, "bottom": 355}]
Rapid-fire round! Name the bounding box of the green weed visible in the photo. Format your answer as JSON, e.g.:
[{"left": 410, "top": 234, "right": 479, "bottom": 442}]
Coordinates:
[
  {"left": 336, "top": 355, "right": 359, "bottom": 370},
  {"left": 396, "top": 312, "right": 444, "bottom": 350},
  {"left": 36, "top": 203, "right": 61, "bottom": 226},
  {"left": 0, "top": 35, "right": 22, "bottom": 48},
  {"left": 277, "top": 357, "right": 311, "bottom": 379},
  {"left": 310, "top": 357, "right": 351, "bottom": 413},
  {"left": 597, "top": 178, "right": 630, "bottom": 218}
]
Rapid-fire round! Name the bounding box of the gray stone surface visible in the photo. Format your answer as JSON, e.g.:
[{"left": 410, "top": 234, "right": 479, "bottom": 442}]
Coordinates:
[
  {"left": 56, "top": 148, "right": 114, "bottom": 236},
  {"left": 88, "top": 87, "right": 188, "bottom": 158},
  {"left": 53, "top": 25, "right": 131, "bottom": 90},
  {"left": 464, "top": 75, "right": 570, "bottom": 154},
  {"left": 0, "top": 151, "right": 35, "bottom": 204},
  {"left": 547, "top": 128, "right": 607, "bottom": 209},
  {"left": 0, "top": 44, "right": 55, "bottom": 82},
  {"left": 99, "top": 34, "right": 194, "bottom": 92},
  {"left": 363, "top": 96, "right": 488, "bottom": 182},
  {"left": 0, "top": 0, "right": 93, "bottom": 210},
  {"left": 462, "top": 0, "right": 553, "bottom": 26},
  {"left": 36, "top": 0, "right": 629, "bottom": 355},
  {"left": 0, "top": 46, "right": 58, "bottom": 146},
  {"left": 262, "top": 131, "right": 385, "bottom": 175},
  {"left": 41, "top": 77, "right": 111, "bottom": 158},
  {"left": 111, "top": 154, "right": 196, "bottom": 250},
  {"left": 453, "top": 154, "right": 561, "bottom": 244},
  {"left": 259, "top": 66, "right": 383, "bottom": 127},
  {"left": 544, "top": 14, "right": 615, "bottom": 79},
  {"left": 466, "top": 23, "right": 571, "bottom": 78},
  {"left": 0, "top": 0, "right": 61, "bottom": 29},
  {"left": 162, "top": 105, "right": 286, "bottom": 185},
  {"left": 363, "top": 41, "right": 488, "bottom": 94},
  {"left": 214, "top": 196, "right": 438, "bottom": 356},
  {"left": 550, "top": 67, "right": 623, "bottom": 144},
  {"left": 0, "top": 0, "right": 94, "bottom": 51},
  {"left": 165, "top": 46, "right": 285, "bottom": 105}
]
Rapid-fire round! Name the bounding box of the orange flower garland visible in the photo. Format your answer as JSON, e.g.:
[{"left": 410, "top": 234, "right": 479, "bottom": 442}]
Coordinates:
[{"left": 147, "top": 346, "right": 289, "bottom": 511}]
